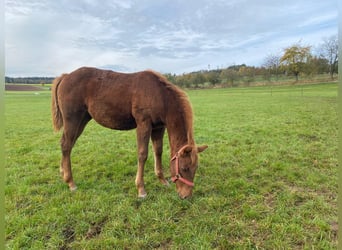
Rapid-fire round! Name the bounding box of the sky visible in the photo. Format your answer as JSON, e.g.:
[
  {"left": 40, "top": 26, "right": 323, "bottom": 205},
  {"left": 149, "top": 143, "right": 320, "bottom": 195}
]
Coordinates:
[{"left": 5, "top": 0, "right": 338, "bottom": 77}]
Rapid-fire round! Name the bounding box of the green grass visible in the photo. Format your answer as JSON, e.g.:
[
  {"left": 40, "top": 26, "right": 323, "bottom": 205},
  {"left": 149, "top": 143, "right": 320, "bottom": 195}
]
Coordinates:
[{"left": 5, "top": 83, "right": 337, "bottom": 249}]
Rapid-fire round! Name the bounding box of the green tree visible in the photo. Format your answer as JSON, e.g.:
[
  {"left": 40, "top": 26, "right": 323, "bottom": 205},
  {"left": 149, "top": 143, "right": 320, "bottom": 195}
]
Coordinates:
[
  {"left": 304, "top": 56, "right": 329, "bottom": 76},
  {"left": 280, "top": 43, "right": 311, "bottom": 82},
  {"left": 191, "top": 73, "right": 205, "bottom": 88},
  {"left": 205, "top": 70, "right": 220, "bottom": 86},
  {"left": 219, "top": 68, "right": 239, "bottom": 87},
  {"left": 238, "top": 66, "right": 255, "bottom": 85}
]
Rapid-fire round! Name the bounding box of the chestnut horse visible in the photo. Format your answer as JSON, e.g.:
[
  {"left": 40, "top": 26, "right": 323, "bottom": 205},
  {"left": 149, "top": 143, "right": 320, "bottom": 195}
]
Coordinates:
[{"left": 51, "top": 67, "right": 207, "bottom": 198}]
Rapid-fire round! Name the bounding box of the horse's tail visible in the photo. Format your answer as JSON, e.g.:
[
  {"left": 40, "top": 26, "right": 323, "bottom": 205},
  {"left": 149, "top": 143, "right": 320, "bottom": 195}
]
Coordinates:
[{"left": 51, "top": 74, "right": 66, "bottom": 132}]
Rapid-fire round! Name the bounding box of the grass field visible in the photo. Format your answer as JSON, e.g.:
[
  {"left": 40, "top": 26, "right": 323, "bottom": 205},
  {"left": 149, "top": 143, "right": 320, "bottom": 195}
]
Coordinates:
[{"left": 5, "top": 83, "right": 337, "bottom": 249}]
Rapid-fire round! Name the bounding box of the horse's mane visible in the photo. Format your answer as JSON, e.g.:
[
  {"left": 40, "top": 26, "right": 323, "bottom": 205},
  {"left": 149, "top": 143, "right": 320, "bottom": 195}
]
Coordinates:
[{"left": 147, "top": 70, "right": 195, "bottom": 145}]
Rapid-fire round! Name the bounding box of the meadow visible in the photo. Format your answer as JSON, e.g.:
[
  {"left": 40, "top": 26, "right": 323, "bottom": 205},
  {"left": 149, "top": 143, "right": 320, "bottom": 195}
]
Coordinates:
[{"left": 5, "top": 83, "right": 338, "bottom": 249}]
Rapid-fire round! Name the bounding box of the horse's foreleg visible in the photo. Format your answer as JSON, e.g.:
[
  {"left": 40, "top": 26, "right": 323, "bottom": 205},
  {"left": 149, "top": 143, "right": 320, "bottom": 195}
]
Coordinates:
[
  {"left": 151, "top": 127, "right": 169, "bottom": 186},
  {"left": 135, "top": 122, "right": 152, "bottom": 198}
]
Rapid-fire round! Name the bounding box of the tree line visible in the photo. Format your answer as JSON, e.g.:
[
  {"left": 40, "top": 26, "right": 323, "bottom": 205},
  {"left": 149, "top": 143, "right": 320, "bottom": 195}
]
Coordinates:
[
  {"left": 165, "top": 35, "right": 338, "bottom": 88},
  {"left": 5, "top": 35, "right": 337, "bottom": 88},
  {"left": 5, "top": 76, "right": 54, "bottom": 85}
]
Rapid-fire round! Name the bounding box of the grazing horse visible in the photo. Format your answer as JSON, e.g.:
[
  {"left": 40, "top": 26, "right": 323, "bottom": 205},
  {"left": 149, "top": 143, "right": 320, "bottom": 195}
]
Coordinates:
[{"left": 51, "top": 67, "right": 207, "bottom": 199}]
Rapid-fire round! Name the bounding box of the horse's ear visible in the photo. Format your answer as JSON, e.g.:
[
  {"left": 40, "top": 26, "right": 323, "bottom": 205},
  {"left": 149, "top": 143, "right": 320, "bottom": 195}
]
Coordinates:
[
  {"left": 197, "top": 145, "right": 208, "bottom": 153},
  {"left": 181, "top": 145, "right": 193, "bottom": 155}
]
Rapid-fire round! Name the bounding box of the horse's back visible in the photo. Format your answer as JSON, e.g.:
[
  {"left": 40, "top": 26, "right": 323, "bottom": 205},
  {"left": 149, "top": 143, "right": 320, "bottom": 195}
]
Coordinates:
[
  {"left": 59, "top": 67, "right": 162, "bottom": 97},
  {"left": 57, "top": 67, "right": 168, "bottom": 130}
]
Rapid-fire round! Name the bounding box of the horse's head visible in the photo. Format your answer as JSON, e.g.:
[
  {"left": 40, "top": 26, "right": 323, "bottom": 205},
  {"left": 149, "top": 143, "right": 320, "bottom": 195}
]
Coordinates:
[{"left": 171, "top": 144, "right": 208, "bottom": 199}]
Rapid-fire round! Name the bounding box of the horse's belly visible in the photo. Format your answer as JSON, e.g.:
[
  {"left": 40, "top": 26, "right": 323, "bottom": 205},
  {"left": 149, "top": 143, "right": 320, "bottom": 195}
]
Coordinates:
[
  {"left": 97, "top": 117, "right": 136, "bottom": 130},
  {"left": 89, "top": 108, "right": 137, "bottom": 130}
]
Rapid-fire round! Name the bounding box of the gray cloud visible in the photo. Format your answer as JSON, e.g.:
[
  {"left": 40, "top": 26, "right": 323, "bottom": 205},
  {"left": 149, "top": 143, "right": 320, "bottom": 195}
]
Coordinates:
[{"left": 5, "top": 0, "right": 338, "bottom": 76}]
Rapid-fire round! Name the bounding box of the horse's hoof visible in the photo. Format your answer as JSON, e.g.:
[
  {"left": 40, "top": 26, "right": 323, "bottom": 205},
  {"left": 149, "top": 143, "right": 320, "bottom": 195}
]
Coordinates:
[
  {"left": 160, "top": 178, "right": 170, "bottom": 186},
  {"left": 138, "top": 193, "right": 147, "bottom": 198},
  {"left": 70, "top": 185, "right": 77, "bottom": 192}
]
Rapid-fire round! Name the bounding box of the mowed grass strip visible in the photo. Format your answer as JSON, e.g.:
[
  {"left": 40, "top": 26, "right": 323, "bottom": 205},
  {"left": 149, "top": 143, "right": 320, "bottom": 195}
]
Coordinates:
[{"left": 5, "top": 83, "right": 337, "bottom": 249}]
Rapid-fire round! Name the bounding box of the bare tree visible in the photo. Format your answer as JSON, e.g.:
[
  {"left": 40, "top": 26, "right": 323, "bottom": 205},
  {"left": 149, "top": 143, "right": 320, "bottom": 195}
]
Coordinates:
[
  {"left": 319, "top": 35, "right": 338, "bottom": 79},
  {"left": 263, "top": 54, "right": 281, "bottom": 81}
]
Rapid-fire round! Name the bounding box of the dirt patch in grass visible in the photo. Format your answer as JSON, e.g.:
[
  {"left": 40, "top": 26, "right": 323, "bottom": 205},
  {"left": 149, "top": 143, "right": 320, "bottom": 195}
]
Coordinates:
[
  {"left": 5, "top": 84, "right": 44, "bottom": 91},
  {"left": 85, "top": 217, "right": 108, "bottom": 239},
  {"left": 61, "top": 226, "right": 75, "bottom": 250}
]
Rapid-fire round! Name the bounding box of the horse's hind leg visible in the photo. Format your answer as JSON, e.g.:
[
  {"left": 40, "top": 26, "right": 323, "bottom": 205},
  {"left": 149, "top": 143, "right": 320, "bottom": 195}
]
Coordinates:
[
  {"left": 151, "top": 127, "right": 169, "bottom": 186},
  {"left": 60, "top": 112, "right": 91, "bottom": 191}
]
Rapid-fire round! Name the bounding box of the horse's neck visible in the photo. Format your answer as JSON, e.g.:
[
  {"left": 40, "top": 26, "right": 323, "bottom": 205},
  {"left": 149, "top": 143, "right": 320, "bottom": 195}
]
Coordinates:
[{"left": 166, "top": 104, "right": 194, "bottom": 156}]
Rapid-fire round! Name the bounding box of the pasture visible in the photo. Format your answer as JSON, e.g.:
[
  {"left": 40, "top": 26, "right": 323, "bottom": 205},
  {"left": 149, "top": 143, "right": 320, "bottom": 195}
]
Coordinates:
[{"left": 5, "top": 83, "right": 337, "bottom": 249}]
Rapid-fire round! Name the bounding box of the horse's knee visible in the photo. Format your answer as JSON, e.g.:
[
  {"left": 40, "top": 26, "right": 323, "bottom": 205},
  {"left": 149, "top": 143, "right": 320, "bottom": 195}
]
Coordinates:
[
  {"left": 61, "top": 140, "right": 72, "bottom": 154},
  {"left": 138, "top": 149, "right": 148, "bottom": 163},
  {"left": 60, "top": 133, "right": 76, "bottom": 153}
]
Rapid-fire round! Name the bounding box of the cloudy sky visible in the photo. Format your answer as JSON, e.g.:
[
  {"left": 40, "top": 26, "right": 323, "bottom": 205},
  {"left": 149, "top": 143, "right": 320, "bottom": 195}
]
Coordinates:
[{"left": 5, "top": 0, "right": 338, "bottom": 76}]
